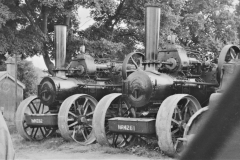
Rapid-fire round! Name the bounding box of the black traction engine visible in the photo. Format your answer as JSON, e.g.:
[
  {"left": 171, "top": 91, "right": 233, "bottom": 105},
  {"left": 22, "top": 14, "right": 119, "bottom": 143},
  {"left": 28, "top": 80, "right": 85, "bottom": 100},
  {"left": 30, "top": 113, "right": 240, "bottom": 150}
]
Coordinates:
[
  {"left": 92, "top": 4, "right": 221, "bottom": 157},
  {"left": 15, "top": 25, "right": 126, "bottom": 145}
]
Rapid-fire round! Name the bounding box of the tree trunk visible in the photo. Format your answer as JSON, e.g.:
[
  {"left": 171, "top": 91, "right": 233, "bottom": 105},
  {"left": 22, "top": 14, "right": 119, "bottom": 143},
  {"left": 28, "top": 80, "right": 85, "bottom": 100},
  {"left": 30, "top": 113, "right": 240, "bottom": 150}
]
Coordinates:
[
  {"left": 41, "top": 6, "right": 55, "bottom": 75},
  {"left": 65, "top": 16, "right": 70, "bottom": 27}
]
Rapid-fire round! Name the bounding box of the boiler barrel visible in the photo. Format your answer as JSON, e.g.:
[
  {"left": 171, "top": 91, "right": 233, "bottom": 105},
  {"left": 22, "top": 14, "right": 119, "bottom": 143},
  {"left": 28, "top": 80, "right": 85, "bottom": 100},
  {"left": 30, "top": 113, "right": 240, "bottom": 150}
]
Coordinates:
[{"left": 123, "top": 70, "right": 174, "bottom": 107}]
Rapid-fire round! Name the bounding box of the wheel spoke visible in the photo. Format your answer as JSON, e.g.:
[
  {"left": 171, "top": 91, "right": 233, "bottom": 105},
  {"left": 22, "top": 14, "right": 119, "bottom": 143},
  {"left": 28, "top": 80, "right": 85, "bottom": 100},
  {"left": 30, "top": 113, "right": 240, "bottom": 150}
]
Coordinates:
[
  {"left": 30, "top": 128, "right": 35, "bottom": 137},
  {"left": 105, "top": 123, "right": 111, "bottom": 135},
  {"left": 112, "top": 133, "right": 116, "bottom": 147},
  {"left": 68, "top": 111, "right": 77, "bottom": 117},
  {"left": 86, "top": 111, "right": 94, "bottom": 116},
  {"left": 85, "top": 126, "right": 91, "bottom": 134},
  {"left": 230, "top": 52, "right": 235, "bottom": 59},
  {"left": 171, "top": 128, "right": 180, "bottom": 135},
  {"left": 27, "top": 104, "right": 35, "bottom": 113},
  {"left": 174, "top": 139, "right": 180, "bottom": 151},
  {"left": 24, "top": 125, "right": 30, "bottom": 130},
  {"left": 44, "top": 110, "right": 50, "bottom": 114},
  {"left": 122, "top": 134, "right": 129, "bottom": 144},
  {"left": 85, "top": 120, "right": 92, "bottom": 128},
  {"left": 177, "top": 107, "right": 182, "bottom": 121},
  {"left": 33, "top": 127, "right": 39, "bottom": 139},
  {"left": 130, "top": 56, "right": 138, "bottom": 69},
  {"left": 172, "top": 118, "right": 180, "bottom": 125},
  {"left": 43, "top": 127, "right": 48, "bottom": 135},
  {"left": 83, "top": 103, "right": 90, "bottom": 116},
  {"left": 106, "top": 130, "right": 111, "bottom": 135},
  {"left": 75, "top": 100, "right": 82, "bottom": 115},
  {"left": 68, "top": 121, "right": 78, "bottom": 128},
  {"left": 40, "top": 127, "right": 45, "bottom": 137},
  {"left": 86, "top": 124, "right": 92, "bottom": 128},
  {"left": 38, "top": 102, "right": 42, "bottom": 113},
  {"left": 85, "top": 125, "right": 91, "bottom": 135},
  {"left": 41, "top": 104, "right": 45, "bottom": 114},
  {"left": 183, "top": 99, "right": 190, "bottom": 109},
  {"left": 122, "top": 107, "right": 132, "bottom": 117},
  {"left": 82, "top": 98, "right": 89, "bottom": 108},
  {"left": 183, "top": 105, "right": 189, "bottom": 122},
  {"left": 118, "top": 99, "right": 122, "bottom": 116},
  {"left": 113, "top": 134, "right": 119, "bottom": 147},
  {"left": 30, "top": 102, "right": 37, "bottom": 113},
  {"left": 126, "top": 70, "right": 136, "bottom": 73},
  {"left": 71, "top": 128, "right": 76, "bottom": 139},
  {"left": 68, "top": 118, "right": 75, "bottom": 121},
  {"left": 78, "top": 98, "right": 88, "bottom": 115},
  {"left": 73, "top": 103, "right": 77, "bottom": 114},
  {"left": 81, "top": 128, "right": 87, "bottom": 140},
  {"left": 81, "top": 98, "right": 87, "bottom": 106}
]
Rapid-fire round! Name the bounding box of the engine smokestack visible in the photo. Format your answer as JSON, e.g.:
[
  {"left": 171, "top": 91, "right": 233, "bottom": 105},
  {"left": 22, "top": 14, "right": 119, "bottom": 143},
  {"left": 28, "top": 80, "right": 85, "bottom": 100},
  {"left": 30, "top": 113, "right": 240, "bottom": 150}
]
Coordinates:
[
  {"left": 55, "top": 25, "right": 67, "bottom": 70},
  {"left": 145, "top": 5, "right": 161, "bottom": 70}
]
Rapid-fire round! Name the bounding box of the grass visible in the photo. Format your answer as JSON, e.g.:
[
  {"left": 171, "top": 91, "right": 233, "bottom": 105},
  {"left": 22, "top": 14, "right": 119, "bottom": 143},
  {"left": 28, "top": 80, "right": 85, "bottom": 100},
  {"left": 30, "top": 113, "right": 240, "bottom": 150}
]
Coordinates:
[{"left": 10, "top": 129, "right": 172, "bottom": 160}]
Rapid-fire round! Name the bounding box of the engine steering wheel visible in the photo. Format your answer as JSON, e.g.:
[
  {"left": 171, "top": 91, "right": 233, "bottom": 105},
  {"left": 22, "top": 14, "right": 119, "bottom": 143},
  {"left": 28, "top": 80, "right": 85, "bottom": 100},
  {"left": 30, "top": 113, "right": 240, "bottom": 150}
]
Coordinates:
[{"left": 122, "top": 52, "right": 145, "bottom": 80}]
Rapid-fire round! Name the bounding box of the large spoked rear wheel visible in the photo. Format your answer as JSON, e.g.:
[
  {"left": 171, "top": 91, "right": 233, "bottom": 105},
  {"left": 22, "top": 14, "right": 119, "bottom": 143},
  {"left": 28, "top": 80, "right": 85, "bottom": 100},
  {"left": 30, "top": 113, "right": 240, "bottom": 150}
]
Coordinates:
[
  {"left": 16, "top": 96, "right": 55, "bottom": 141},
  {"left": 93, "top": 93, "right": 136, "bottom": 147},
  {"left": 58, "top": 94, "right": 97, "bottom": 145},
  {"left": 156, "top": 94, "right": 201, "bottom": 157},
  {"left": 183, "top": 106, "right": 209, "bottom": 146}
]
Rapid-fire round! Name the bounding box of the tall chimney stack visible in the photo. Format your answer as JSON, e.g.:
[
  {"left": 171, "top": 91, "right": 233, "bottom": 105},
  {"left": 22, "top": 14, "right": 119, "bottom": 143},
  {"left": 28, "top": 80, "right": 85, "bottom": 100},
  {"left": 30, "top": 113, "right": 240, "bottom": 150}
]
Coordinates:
[
  {"left": 54, "top": 25, "right": 67, "bottom": 77},
  {"left": 5, "top": 56, "right": 15, "bottom": 78},
  {"left": 145, "top": 5, "right": 161, "bottom": 70}
]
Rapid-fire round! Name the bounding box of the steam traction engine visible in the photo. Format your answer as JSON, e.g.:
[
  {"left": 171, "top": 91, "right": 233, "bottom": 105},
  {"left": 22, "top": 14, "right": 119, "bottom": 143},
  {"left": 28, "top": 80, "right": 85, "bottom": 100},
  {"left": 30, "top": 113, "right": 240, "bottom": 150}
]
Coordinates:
[
  {"left": 15, "top": 25, "right": 124, "bottom": 144},
  {"left": 92, "top": 5, "right": 218, "bottom": 156},
  {"left": 182, "top": 44, "right": 240, "bottom": 148}
]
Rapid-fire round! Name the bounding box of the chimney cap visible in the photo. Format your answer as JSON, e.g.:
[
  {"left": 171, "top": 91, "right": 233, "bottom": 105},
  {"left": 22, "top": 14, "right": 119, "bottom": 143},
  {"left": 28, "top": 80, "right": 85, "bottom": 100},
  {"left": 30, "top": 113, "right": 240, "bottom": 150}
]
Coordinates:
[
  {"left": 145, "top": 4, "right": 161, "bottom": 8},
  {"left": 5, "top": 57, "right": 15, "bottom": 64},
  {"left": 54, "top": 24, "right": 68, "bottom": 27}
]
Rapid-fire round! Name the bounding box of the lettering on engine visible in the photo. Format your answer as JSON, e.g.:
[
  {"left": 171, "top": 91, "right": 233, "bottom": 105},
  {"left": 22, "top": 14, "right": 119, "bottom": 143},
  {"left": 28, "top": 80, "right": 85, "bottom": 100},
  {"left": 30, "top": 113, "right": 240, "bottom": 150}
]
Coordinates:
[
  {"left": 118, "top": 124, "right": 135, "bottom": 131},
  {"left": 31, "top": 119, "right": 43, "bottom": 123}
]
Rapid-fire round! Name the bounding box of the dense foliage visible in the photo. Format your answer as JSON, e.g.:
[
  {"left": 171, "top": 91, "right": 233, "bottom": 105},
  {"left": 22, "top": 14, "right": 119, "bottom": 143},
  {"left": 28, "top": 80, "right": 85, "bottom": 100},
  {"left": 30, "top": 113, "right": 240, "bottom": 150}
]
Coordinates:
[
  {"left": 84, "top": 0, "right": 239, "bottom": 56},
  {"left": 17, "top": 60, "right": 38, "bottom": 98},
  {"left": 0, "top": 0, "right": 239, "bottom": 74}
]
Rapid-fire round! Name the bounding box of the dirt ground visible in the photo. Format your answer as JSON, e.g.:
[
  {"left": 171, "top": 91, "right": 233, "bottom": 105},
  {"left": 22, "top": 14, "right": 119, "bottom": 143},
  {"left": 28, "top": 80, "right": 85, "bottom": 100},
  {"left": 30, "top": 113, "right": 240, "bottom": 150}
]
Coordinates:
[{"left": 11, "top": 133, "right": 173, "bottom": 160}]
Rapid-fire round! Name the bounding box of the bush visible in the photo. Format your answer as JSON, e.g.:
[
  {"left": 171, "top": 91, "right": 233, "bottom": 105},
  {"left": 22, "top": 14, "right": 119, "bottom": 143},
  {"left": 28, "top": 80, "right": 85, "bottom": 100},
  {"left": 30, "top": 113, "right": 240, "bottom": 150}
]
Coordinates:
[{"left": 17, "top": 60, "right": 38, "bottom": 98}]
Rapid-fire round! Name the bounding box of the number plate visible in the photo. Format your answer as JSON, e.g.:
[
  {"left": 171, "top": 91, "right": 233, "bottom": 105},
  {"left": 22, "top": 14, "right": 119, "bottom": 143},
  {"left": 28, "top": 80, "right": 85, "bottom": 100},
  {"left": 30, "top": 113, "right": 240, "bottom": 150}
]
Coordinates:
[
  {"left": 108, "top": 117, "right": 156, "bottom": 134},
  {"left": 117, "top": 124, "right": 135, "bottom": 131},
  {"left": 31, "top": 119, "right": 43, "bottom": 123},
  {"left": 25, "top": 114, "right": 58, "bottom": 127}
]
